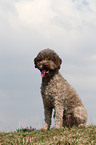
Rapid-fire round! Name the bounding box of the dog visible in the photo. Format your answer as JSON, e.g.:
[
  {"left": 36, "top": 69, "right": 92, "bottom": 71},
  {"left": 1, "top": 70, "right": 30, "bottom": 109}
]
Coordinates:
[{"left": 34, "top": 48, "right": 87, "bottom": 130}]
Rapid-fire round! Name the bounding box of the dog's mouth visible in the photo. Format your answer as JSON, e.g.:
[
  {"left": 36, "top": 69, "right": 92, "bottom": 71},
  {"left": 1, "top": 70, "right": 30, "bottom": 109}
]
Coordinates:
[{"left": 41, "top": 69, "right": 49, "bottom": 77}]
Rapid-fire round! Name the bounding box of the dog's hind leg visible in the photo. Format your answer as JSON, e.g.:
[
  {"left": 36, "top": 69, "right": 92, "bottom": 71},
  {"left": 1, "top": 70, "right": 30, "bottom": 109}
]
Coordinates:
[{"left": 73, "top": 106, "right": 87, "bottom": 127}]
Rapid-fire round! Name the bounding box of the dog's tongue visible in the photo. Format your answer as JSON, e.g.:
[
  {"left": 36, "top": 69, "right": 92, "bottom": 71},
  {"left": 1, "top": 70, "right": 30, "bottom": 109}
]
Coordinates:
[
  {"left": 41, "top": 70, "right": 46, "bottom": 77},
  {"left": 41, "top": 70, "right": 49, "bottom": 77}
]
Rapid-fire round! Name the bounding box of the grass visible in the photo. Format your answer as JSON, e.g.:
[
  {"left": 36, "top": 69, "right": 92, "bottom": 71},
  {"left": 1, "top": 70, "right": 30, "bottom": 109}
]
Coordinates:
[{"left": 0, "top": 125, "right": 96, "bottom": 144}]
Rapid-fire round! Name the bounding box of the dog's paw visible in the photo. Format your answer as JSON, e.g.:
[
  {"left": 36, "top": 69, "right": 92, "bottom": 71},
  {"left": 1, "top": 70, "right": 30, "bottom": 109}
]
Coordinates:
[
  {"left": 40, "top": 123, "right": 49, "bottom": 130},
  {"left": 78, "top": 124, "right": 86, "bottom": 128}
]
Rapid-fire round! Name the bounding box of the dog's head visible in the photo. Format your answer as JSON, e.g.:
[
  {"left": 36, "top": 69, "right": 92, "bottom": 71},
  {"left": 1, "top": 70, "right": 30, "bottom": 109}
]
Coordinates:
[{"left": 34, "top": 48, "right": 62, "bottom": 77}]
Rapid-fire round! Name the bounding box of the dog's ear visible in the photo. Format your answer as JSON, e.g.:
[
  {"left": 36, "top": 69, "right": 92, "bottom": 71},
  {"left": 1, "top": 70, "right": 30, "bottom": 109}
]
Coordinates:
[
  {"left": 34, "top": 50, "right": 44, "bottom": 68},
  {"left": 34, "top": 57, "right": 38, "bottom": 68},
  {"left": 54, "top": 56, "right": 62, "bottom": 70},
  {"left": 58, "top": 58, "right": 62, "bottom": 69}
]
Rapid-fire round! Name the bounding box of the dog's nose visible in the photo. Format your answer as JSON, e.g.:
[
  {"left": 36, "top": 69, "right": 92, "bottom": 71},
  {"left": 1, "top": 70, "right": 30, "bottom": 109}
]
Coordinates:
[{"left": 43, "top": 64, "right": 48, "bottom": 67}]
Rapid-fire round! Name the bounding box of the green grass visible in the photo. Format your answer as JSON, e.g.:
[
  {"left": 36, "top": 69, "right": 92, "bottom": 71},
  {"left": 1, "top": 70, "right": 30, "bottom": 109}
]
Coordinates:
[{"left": 0, "top": 126, "right": 96, "bottom": 144}]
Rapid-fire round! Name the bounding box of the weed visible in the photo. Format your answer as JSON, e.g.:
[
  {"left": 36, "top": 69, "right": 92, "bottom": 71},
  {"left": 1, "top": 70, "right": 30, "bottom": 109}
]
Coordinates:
[{"left": 0, "top": 126, "right": 96, "bottom": 144}]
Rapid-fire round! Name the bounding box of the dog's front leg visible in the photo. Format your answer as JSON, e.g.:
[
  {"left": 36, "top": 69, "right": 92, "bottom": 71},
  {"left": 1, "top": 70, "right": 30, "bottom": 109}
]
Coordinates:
[
  {"left": 55, "top": 103, "right": 64, "bottom": 129},
  {"left": 42, "top": 105, "right": 52, "bottom": 130}
]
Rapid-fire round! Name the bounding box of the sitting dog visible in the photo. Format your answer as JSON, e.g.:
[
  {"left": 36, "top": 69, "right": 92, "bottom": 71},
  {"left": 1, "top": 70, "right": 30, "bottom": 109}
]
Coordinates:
[{"left": 34, "top": 48, "right": 87, "bottom": 130}]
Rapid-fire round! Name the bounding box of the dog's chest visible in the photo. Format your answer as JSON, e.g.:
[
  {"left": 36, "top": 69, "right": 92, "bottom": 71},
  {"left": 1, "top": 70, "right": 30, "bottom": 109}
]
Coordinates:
[{"left": 41, "top": 80, "right": 57, "bottom": 107}]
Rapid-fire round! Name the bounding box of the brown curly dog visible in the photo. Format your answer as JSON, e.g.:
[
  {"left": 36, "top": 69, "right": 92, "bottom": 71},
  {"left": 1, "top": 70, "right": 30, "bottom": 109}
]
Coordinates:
[{"left": 34, "top": 48, "right": 87, "bottom": 130}]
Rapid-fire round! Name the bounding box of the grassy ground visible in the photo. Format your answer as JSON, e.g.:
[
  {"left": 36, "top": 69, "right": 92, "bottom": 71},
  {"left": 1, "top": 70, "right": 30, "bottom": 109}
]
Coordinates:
[{"left": 0, "top": 125, "right": 96, "bottom": 145}]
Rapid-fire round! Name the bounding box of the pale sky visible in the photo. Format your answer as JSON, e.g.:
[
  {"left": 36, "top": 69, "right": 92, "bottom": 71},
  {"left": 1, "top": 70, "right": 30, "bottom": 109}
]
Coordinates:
[{"left": 0, "top": 0, "right": 96, "bottom": 131}]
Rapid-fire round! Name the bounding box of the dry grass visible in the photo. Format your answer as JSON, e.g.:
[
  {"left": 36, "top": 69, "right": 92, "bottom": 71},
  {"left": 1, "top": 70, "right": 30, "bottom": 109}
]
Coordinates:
[{"left": 0, "top": 125, "right": 96, "bottom": 144}]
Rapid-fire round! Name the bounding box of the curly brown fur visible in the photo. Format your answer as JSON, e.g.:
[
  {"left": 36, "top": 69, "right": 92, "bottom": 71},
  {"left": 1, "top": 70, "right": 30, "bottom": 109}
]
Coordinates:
[{"left": 34, "top": 48, "right": 87, "bottom": 130}]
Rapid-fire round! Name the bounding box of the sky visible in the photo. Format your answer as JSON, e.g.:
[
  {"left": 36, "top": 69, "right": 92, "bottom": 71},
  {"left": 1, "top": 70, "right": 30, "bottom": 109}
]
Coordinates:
[{"left": 0, "top": 0, "right": 96, "bottom": 132}]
